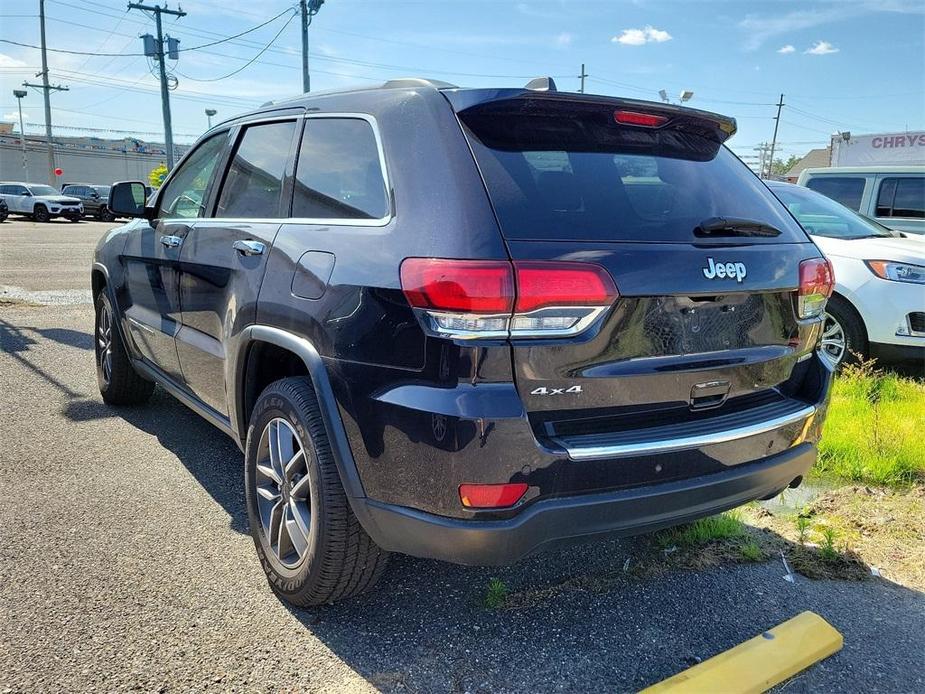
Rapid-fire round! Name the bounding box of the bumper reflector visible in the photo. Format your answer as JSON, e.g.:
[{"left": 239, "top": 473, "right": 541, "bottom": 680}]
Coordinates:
[
  {"left": 459, "top": 482, "right": 528, "bottom": 509},
  {"left": 640, "top": 611, "right": 843, "bottom": 693}
]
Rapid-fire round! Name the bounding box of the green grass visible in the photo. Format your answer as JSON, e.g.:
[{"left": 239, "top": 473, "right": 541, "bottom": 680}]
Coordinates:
[
  {"left": 817, "top": 526, "right": 841, "bottom": 563},
  {"left": 483, "top": 578, "right": 509, "bottom": 609},
  {"left": 655, "top": 511, "right": 746, "bottom": 549},
  {"left": 816, "top": 362, "right": 925, "bottom": 487},
  {"left": 739, "top": 540, "right": 765, "bottom": 562},
  {"left": 795, "top": 515, "right": 812, "bottom": 545}
]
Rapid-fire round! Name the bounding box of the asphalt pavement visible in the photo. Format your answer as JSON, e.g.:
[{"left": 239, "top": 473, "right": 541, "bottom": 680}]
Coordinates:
[{"left": 1, "top": 218, "right": 923, "bottom": 692}]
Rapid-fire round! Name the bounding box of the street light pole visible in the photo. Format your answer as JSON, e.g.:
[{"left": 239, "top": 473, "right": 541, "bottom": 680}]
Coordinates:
[
  {"left": 205, "top": 108, "right": 217, "bottom": 129},
  {"left": 13, "top": 89, "right": 29, "bottom": 179}
]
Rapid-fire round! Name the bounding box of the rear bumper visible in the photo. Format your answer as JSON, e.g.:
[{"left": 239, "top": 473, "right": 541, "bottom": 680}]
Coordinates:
[{"left": 352, "top": 443, "right": 816, "bottom": 566}]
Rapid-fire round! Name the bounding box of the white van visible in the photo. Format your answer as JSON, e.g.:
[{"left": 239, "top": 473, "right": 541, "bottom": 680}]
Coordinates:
[{"left": 797, "top": 166, "right": 925, "bottom": 235}]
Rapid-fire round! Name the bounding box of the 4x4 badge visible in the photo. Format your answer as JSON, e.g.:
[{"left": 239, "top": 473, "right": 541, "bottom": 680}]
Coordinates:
[
  {"left": 531, "top": 386, "right": 583, "bottom": 396},
  {"left": 702, "top": 257, "right": 747, "bottom": 283}
]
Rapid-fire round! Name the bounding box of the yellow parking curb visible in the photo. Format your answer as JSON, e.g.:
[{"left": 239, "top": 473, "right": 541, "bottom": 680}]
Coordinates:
[{"left": 640, "top": 611, "right": 843, "bottom": 694}]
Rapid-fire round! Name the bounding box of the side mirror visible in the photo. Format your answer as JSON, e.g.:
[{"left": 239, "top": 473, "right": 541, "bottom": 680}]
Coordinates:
[
  {"left": 22, "top": 191, "right": 32, "bottom": 197},
  {"left": 109, "top": 181, "right": 150, "bottom": 218}
]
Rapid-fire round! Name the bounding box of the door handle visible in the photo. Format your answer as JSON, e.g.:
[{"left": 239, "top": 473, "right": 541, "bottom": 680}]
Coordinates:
[
  {"left": 160, "top": 235, "right": 183, "bottom": 248},
  {"left": 233, "top": 239, "right": 266, "bottom": 256}
]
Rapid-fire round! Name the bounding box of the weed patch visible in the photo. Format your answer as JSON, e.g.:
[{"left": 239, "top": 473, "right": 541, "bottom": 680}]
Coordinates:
[
  {"left": 817, "top": 361, "right": 925, "bottom": 487},
  {"left": 655, "top": 511, "right": 745, "bottom": 549},
  {"left": 483, "top": 578, "right": 509, "bottom": 609}
]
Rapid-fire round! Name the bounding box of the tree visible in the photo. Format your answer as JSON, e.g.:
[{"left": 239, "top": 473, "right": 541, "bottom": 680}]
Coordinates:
[
  {"left": 770, "top": 154, "right": 801, "bottom": 176},
  {"left": 148, "top": 163, "right": 168, "bottom": 188}
]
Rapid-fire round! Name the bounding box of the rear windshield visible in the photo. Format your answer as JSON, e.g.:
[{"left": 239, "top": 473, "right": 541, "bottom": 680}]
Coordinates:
[{"left": 461, "top": 113, "right": 807, "bottom": 243}]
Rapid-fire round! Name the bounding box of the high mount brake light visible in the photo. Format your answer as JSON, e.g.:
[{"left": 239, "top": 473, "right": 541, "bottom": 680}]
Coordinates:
[
  {"left": 614, "top": 110, "right": 669, "bottom": 127},
  {"left": 797, "top": 258, "right": 834, "bottom": 319},
  {"left": 400, "top": 258, "right": 619, "bottom": 339}
]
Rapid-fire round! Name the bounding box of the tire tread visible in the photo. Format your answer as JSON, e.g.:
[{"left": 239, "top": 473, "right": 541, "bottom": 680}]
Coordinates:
[{"left": 250, "top": 377, "right": 389, "bottom": 606}]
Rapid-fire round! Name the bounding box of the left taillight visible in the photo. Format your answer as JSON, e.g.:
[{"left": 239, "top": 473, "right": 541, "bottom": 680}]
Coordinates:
[
  {"left": 797, "top": 257, "right": 834, "bottom": 319},
  {"left": 400, "top": 258, "right": 618, "bottom": 339}
]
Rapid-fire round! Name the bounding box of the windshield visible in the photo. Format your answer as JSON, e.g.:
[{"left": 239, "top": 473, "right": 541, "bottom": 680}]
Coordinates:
[
  {"left": 770, "top": 184, "right": 895, "bottom": 239},
  {"left": 28, "top": 185, "right": 59, "bottom": 196},
  {"left": 461, "top": 112, "right": 807, "bottom": 243},
  {"left": 94, "top": 186, "right": 110, "bottom": 196}
]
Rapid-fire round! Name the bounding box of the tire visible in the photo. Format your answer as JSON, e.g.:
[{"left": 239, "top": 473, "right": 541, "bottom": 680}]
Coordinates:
[
  {"left": 245, "top": 377, "right": 389, "bottom": 606},
  {"left": 0, "top": 212, "right": 7, "bottom": 223},
  {"left": 33, "top": 205, "right": 50, "bottom": 223},
  {"left": 99, "top": 208, "right": 116, "bottom": 223},
  {"left": 821, "top": 295, "right": 867, "bottom": 367},
  {"left": 95, "top": 291, "right": 155, "bottom": 405}
]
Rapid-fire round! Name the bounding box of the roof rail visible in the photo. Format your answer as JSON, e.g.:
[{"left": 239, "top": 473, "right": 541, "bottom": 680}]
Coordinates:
[
  {"left": 381, "top": 78, "right": 458, "bottom": 90},
  {"left": 525, "top": 77, "right": 557, "bottom": 92}
]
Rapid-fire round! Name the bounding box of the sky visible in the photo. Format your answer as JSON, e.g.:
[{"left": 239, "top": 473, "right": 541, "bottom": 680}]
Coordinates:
[{"left": 1, "top": 0, "right": 924, "bottom": 165}]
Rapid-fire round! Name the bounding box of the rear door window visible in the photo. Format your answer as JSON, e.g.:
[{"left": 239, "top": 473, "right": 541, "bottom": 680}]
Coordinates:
[
  {"left": 805, "top": 176, "right": 865, "bottom": 211},
  {"left": 876, "top": 177, "right": 925, "bottom": 218},
  {"left": 461, "top": 115, "right": 806, "bottom": 243},
  {"left": 215, "top": 120, "right": 296, "bottom": 218},
  {"left": 292, "top": 117, "right": 389, "bottom": 221}
]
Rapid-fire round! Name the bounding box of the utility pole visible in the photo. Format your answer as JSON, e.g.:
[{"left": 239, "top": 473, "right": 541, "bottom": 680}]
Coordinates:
[
  {"left": 129, "top": 2, "right": 186, "bottom": 171},
  {"left": 766, "top": 93, "right": 785, "bottom": 179},
  {"left": 578, "top": 63, "right": 588, "bottom": 94},
  {"left": 753, "top": 142, "right": 771, "bottom": 179},
  {"left": 299, "top": 0, "right": 324, "bottom": 93},
  {"left": 22, "top": 0, "right": 68, "bottom": 186}
]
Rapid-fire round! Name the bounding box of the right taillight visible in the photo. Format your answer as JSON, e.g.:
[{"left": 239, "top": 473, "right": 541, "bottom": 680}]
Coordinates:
[
  {"left": 400, "top": 258, "right": 618, "bottom": 339},
  {"left": 797, "top": 257, "right": 834, "bottom": 319}
]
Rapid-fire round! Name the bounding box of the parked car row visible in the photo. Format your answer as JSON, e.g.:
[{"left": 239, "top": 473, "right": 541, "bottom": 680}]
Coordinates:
[{"left": 0, "top": 181, "right": 155, "bottom": 223}]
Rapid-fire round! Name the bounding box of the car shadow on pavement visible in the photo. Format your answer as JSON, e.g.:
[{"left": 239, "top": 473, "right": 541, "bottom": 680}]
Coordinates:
[
  {"left": 0, "top": 317, "right": 87, "bottom": 398},
  {"left": 284, "top": 533, "right": 925, "bottom": 693},
  {"left": 62, "top": 390, "right": 250, "bottom": 535}
]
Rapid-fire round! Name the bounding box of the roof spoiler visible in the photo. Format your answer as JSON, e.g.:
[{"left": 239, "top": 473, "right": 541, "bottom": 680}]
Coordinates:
[{"left": 446, "top": 90, "right": 737, "bottom": 145}]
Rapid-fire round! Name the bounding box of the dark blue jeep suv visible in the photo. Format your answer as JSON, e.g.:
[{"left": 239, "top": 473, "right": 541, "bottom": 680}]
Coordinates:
[{"left": 95, "top": 78, "right": 834, "bottom": 606}]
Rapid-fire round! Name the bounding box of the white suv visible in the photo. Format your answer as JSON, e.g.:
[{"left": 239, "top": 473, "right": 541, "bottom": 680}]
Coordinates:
[
  {"left": 0, "top": 182, "right": 83, "bottom": 222},
  {"left": 769, "top": 181, "right": 924, "bottom": 370}
]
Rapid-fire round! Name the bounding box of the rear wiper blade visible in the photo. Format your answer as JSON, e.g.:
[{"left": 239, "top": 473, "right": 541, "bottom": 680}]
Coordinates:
[{"left": 694, "top": 217, "right": 782, "bottom": 238}]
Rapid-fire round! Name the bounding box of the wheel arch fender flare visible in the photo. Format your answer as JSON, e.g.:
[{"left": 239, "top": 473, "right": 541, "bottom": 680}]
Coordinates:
[
  {"left": 828, "top": 290, "right": 868, "bottom": 343},
  {"left": 91, "top": 262, "right": 133, "bottom": 357},
  {"left": 232, "top": 326, "right": 367, "bottom": 501}
]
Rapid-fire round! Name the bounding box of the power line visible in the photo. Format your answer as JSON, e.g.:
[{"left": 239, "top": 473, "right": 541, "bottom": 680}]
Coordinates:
[
  {"left": 174, "top": 10, "right": 297, "bottom": 82},
  {"left": 0, "top": 6, "right": 299, "bottom": 57}
]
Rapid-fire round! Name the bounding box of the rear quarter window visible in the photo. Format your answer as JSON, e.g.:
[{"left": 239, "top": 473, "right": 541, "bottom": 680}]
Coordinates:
[
  {"left": 292, "top": 117, "right": 389, "bottom": 221},
  {"left": 805, "top": 176, "right": 866, "bottom": 211},
  {"left": 876, "top": 177, "right": 925, "bottom": 219}
]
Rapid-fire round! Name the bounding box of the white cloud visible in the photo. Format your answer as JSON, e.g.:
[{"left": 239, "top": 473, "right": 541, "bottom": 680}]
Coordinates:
[
  {"left": 3, "top": 112, "right": 21, "bottom": 122},
  {"left": 555, "top": 32, "right": 574, "bottom": 47},
  {"left": 612, "top": 26, "right": 673, "bottom": 46},
  {"left": 777, "top": 44, "right": 796, "bottom": 54},
  {"left": 0, "top": 53, "right": 28, "bottom": 68},
  {"left": 805, "top": 40, "right": 839, "bottom": 55},
  {"left": 739, "top": 9, "right": 839, "bottom": 50}
]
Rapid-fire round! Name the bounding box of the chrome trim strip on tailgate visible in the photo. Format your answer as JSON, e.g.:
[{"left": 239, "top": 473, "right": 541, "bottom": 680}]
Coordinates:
[{"left": 554, "top": 404, "right": 816, "bottom": 461}]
